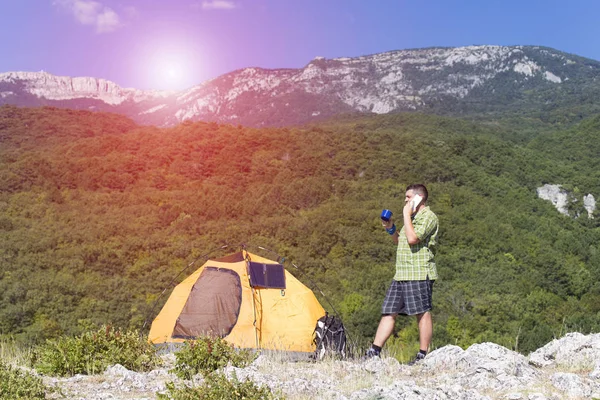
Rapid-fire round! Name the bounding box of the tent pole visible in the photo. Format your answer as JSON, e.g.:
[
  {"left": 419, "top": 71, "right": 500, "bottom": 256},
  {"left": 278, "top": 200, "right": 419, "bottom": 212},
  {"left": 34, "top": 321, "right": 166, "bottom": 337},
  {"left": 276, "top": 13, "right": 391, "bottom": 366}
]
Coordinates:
[
  {"left": 251, "top": 289, "right": 261, "bottom": 350},
  {"left": 244, "top": 249, "right": 261, "bottom": 350}
]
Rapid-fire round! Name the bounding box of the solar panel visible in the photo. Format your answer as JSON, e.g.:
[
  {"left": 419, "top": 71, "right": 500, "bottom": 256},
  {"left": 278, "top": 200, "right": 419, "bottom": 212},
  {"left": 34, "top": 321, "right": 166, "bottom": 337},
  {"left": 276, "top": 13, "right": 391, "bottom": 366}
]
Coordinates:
[{"left": 248, "top": 262, "right": 286, "bottom": 289}]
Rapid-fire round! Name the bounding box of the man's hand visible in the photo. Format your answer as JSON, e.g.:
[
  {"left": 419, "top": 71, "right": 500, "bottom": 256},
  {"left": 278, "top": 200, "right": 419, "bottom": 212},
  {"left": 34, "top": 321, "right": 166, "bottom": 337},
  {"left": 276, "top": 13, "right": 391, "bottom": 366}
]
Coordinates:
[
  {"left": 382, "top": 218, "right": 394, "bottom": 230},
  {"left": 403, "top": 200, "right": 420, "bottom": 245},
  {"left": 403, "top": 199, "right": 413, "bottom": 218}
]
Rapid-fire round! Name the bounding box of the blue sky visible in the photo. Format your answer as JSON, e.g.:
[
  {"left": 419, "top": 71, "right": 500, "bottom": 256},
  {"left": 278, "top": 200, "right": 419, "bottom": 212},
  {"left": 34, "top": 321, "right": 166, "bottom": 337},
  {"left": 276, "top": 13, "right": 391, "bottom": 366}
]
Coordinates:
[{"left": 1, "top": 0, "right": 598, "bottom": 90}]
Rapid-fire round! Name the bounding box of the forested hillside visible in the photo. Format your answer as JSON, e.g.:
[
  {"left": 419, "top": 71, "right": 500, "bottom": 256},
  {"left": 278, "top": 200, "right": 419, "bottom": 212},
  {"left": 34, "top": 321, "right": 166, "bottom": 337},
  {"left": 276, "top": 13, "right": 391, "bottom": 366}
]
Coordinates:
[{"left": 1, "top": 105, "right": 599, "bottom": 354}]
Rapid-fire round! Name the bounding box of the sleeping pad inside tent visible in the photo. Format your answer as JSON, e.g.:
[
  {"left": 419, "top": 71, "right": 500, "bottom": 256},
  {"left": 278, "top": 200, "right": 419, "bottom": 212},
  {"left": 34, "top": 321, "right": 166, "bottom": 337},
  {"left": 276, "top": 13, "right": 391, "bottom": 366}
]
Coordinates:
[{"left": 148, "top": 250, "right": 326, "bottom": 354}]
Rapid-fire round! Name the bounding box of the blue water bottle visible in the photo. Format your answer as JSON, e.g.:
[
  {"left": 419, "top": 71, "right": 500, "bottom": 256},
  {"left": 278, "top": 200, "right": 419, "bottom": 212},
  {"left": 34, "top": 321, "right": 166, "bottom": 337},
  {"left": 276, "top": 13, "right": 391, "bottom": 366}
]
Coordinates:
[{"left": 380, "top": 209, "right": 393, "bottom": 222}]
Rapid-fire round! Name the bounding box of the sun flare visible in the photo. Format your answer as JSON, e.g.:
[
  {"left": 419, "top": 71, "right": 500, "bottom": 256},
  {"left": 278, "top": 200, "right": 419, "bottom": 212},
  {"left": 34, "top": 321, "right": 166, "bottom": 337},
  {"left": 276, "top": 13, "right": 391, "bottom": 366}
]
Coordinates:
[
  {"left": 162, "top": 63, "right": 184, "bottom": 84},
  {"left": 138, "top": 39, "right": 203, "bottom": 91},
  {"left": 167, "top": 67, "right": 179, "bottom": 79},
  {"left": 151, "top": 58, "right": 191, "bottom": 91}
]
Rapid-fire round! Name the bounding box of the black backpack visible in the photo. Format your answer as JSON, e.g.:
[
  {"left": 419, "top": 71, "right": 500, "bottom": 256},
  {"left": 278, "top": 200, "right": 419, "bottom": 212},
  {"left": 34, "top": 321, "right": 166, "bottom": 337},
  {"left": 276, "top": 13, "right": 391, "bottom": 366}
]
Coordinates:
[{"left": 313, "top": 314, "right": 347, "bottom": 360}]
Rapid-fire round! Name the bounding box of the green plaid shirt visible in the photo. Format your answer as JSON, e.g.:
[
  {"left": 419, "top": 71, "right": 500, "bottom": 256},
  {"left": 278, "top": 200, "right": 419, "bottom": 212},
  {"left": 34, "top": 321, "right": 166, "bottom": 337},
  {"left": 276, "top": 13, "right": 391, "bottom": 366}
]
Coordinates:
[{"left": 394, "top": 206, "right": 439, "bottom": 281}]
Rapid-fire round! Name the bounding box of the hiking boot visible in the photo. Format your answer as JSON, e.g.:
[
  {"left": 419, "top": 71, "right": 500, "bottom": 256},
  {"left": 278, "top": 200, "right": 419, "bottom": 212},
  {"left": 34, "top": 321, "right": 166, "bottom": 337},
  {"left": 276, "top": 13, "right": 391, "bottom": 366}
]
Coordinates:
[
  {"left": 361, "top": 347, "right": 380, "bottom": 361},
  {"left": 407, "top": 351, "right": 426, "bottom": 366}
]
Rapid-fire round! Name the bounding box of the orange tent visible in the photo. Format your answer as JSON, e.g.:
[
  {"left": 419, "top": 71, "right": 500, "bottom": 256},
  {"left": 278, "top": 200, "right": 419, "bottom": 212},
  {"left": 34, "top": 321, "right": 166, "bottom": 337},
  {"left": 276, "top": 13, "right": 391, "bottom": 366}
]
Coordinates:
[{"left": 148, "top": 250, "right": 325, "bottom": 354}]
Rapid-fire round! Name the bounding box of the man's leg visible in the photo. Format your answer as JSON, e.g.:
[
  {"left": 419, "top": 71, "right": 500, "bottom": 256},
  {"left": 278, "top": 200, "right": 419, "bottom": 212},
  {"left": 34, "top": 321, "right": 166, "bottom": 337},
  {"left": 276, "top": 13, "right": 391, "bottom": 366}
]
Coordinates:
[
  {"left": 366, "top": 280, "right": 402, "bottom": 358},
  {"left": 373, "top": 314, "right": 397, "bottom": 347},
  {"left": 416, "top": 311, "right": 432, "bottom": 351}
]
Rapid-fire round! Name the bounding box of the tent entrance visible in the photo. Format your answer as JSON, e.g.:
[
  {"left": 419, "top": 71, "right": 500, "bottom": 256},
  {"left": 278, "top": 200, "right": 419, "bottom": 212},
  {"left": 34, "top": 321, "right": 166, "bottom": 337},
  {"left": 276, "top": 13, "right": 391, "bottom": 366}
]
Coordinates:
[{"left": 172, "top": 267, "right": 242, "bottom": 339}]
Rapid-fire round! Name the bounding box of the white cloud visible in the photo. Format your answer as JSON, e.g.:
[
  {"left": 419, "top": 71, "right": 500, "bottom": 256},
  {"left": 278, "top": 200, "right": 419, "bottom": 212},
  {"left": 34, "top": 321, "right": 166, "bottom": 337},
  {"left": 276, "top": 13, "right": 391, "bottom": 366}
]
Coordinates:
[
  {"left": 200, "top": 1, "right": 237, "bottom": 10},
  {"left": 54, "top": 0, "right": 122, "bottom": 33},
  {"left": 95, "top": 7, "right": 120, "bottom": 33},
  {"left": 122, "top": 5, "right": 139, "bottom": 19}
]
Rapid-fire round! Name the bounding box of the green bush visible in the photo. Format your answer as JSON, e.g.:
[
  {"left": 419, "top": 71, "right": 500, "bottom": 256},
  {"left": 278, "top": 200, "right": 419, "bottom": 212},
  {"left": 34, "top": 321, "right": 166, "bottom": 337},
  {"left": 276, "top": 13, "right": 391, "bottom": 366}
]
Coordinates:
[
  {"left": 171, "top": 336, "right": 256, "bottom": 380},
  {"left": 158, "top": 372, "right": 281, "bottom": 400},
  {"left": 0, "top": 360, "right": 48, "bottom": 399},
  {"left": 31, "top": 325, "right": 160, "bottom": 376}
]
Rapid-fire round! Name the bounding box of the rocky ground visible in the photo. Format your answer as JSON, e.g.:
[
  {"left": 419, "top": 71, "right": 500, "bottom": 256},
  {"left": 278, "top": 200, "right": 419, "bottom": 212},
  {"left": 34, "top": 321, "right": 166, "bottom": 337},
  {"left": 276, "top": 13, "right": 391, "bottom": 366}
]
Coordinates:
[{"left": 40, "top": 332, "right": 600, "bottom": 400}]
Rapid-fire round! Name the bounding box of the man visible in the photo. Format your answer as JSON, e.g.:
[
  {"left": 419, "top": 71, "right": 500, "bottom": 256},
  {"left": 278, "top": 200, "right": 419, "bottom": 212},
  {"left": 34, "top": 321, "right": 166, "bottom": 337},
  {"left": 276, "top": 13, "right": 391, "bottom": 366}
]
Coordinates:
[{"left": 365, "top": 184, "right": 439, "bottom": 365}]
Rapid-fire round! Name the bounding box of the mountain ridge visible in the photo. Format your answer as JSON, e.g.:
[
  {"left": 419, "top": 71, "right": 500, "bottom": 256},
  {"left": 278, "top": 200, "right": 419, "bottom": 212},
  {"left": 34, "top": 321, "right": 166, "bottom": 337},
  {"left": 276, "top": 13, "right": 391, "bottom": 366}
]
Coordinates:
[{"left": 3, "top": 44, "right": 600, "bottom": 127}]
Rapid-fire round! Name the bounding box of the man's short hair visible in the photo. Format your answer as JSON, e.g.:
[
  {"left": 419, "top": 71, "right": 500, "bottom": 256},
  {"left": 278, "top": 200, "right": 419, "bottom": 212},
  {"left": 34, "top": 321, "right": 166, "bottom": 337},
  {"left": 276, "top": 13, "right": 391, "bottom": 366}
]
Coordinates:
[{"left": 406, "top": 184, "right": 428, "bottom": 202}]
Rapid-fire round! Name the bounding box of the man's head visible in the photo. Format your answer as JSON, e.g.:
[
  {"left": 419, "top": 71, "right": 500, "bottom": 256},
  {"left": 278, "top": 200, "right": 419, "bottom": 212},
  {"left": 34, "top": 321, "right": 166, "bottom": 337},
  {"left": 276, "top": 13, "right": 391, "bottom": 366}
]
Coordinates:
[{"left": 406, "top": 184, "right": 428, "bottom": 203}]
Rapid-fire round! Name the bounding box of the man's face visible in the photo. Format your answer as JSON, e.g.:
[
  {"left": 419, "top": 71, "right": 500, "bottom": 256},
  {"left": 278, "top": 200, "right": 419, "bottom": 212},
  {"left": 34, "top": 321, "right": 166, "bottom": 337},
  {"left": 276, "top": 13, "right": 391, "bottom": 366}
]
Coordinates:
[{"left": 405, "top": 189, "right": 416, "bottom": 204}]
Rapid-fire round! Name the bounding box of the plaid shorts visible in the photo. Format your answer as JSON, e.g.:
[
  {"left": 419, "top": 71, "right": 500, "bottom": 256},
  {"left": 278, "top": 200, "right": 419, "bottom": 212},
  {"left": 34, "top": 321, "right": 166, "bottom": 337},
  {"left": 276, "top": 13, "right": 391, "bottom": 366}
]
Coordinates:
[{"left": 381, "top": 278, "right": 434, "bottom": 316}]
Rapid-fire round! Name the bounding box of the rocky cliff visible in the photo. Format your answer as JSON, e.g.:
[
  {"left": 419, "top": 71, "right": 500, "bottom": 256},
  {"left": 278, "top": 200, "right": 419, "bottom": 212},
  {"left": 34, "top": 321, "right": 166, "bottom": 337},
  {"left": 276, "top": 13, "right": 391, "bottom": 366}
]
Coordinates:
[
  {"left": 42, "top": 332, "right": 600, "bottom": 399},
  {"left": 537, "top": 184, "right": 596, "bottom": 218}
]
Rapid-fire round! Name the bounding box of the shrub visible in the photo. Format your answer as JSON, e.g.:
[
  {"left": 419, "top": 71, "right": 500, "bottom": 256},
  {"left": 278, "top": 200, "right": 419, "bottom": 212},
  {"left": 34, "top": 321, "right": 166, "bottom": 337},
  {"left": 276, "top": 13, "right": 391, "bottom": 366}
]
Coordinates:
[
  {"left": 171, "top": 336, "right": 256, "bottom": 380},
  {"left": 31, "top": 325, "right": 160, "bottom": 376},
  {"left": 158, "top": 372, "right": 281, "bottom": 400},
  {"left": 0, "top": 360, "right": 48, "bottom": 399}
]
